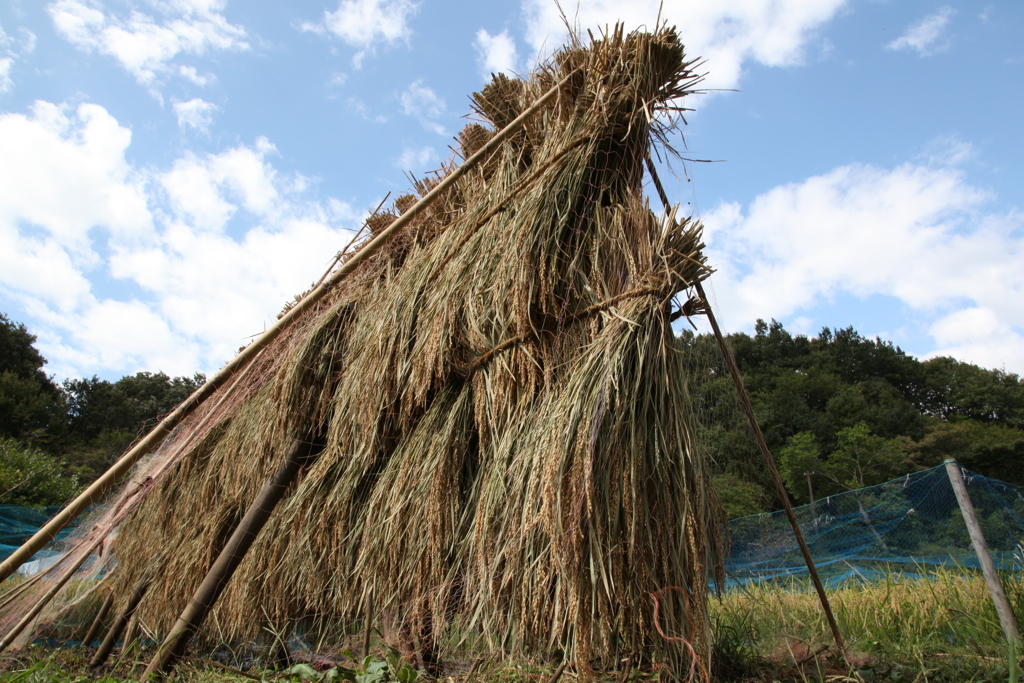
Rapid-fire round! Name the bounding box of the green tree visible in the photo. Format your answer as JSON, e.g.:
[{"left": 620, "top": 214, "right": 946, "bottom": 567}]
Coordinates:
[
  {"left": 61, "top": 370, "right": 205, "bottom": 480},
  {"left": 777, "top": 431, "right": 821, "bottom": 504},
  {"left": 63, "top": 371, "right": 205, "bottom": 441},
  {"left": 920, "top": 356, "right": 1024, "bottom": 426},
  {"left": 825, "top": 378, "right": 925, "bottom": 441},
  {"left": 825, "top": 423, "right": 908, "bottom": 491},
  {"left": 0, "top": 437, "right": 80, "bottom": 506},
  {"left": 0, "top": 314, "right": 65, "bottom": 444},
  {"left": 0, "top": 312, "right": 50, "bottom": 382},
  {"left": 711, "top": 473, "right": 770, "bottom": 519}
]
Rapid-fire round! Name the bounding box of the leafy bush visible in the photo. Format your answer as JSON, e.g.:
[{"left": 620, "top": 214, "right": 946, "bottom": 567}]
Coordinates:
[{"left": 0, "top": 437, "right": 80, "bottom": 506}]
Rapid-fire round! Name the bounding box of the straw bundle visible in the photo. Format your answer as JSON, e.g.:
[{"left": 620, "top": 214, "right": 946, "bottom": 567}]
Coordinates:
[{"left": 62, "top": 24, "right": 723, "bottom": 678}]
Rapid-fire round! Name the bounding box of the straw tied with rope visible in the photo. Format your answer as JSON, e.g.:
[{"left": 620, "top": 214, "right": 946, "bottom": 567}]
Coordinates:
[{"left": 0, "top": 24, "right": 846, "bottom": 683}]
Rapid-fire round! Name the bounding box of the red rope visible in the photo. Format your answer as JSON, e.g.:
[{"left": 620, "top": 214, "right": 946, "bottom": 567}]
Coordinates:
[{"left": 647, "top": 586, "right": 707, "bottom": 683}]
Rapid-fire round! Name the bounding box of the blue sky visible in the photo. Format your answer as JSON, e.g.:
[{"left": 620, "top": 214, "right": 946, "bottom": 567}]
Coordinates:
[{"left": 0, "top": 0, "right": 1021, "bottom": 381}]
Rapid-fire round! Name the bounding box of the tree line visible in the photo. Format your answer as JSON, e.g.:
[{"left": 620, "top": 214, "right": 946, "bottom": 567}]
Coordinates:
[
  {"left": 2, "top": 312, "right": 1022, "bottom": 515},
  {"left": 680, "top": 319, "right": 1024, "bottom": 517},
  {"left": 1, "top": 312, "right": 204, "bottom": 505}
]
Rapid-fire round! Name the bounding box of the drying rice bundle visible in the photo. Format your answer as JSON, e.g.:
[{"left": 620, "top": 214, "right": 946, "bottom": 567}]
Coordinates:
[{"left": 26, "top": 24, "right": 724, "bottom": 679}]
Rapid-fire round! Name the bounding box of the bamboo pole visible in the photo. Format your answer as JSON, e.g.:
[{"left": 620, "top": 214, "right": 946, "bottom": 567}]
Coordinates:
[
  {"left": 0, "top": 68, "right": 578, "bottom": 585},
  {"left": 82, "top": 592, "right": 115, "bottom": 647},
  {"left": 944, "top": 459, "right": 1021, "bottom": 649},
  {"left": 362, "top": 586, "right": 374, "bottom": 660},
  {"left": 644, "top": 155, "right": 847, "bottom": 657},
  {"left": 141, "top": 434, "right": 322, "bottom": 681},
  {"left": 0, "top": 535, "right": 104, "bottom": 654},
  {"left": 121, "top": 611, "right": 140, "bottom": 656},
  {"left": 90, "top": 577, "right": 151, "bottom": 668},
  {"left": 0, "top": 566, "right": 46, "bottom": 612}
]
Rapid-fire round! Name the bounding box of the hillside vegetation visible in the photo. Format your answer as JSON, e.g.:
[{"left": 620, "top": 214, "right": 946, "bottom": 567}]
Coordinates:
[
  {"left": 0, "top": 312, "right": 203, "bottom": 505},
  {"left": 1, "top": 313, "right": 1021, "bottom": 513},
  {"left": 681, "top": 319, "right": 1024, "bottom": 517}
]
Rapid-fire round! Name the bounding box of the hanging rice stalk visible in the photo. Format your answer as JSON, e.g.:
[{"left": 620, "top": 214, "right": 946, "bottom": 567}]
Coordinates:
[{"left": 1, "top": 24, "right": 724, "bottom": 680}]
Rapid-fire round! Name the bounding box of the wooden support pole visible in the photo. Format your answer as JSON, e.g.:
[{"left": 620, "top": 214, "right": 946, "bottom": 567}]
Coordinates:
[
  {"left": 696, "top": 279, "right": 846, "bottom": 655},
  {"left": 546, "top": 660, "right": 568, "bottom": 683},
  {"left": 362, "top": 587, "right": 374, "bottom": 660},
  {"left": 0, "top": 68, "right": 578, "bottom": 586},
  {"left": 0, "top": 568, "right": 45, "bottom": 612},
  {"left": 944, "top": 459, "right": 1021, "bottom": 649},
  {"left": 0, "top": 535, "right": 104, "bottom": 654},
  {"left": 90, "top": 578, "right": 150, "bottom": 669},
  {"left": 121, "top": 612, "right": 140, "bottom": 656},
  {"left": 141, "top": 434, "right": 322, "bottom": 682},
  {"left": 82, "top": 592, "right": 115, "bottom": 647},
  {"left": 644, "top": 155, "right": 846, "bottom": 657}
]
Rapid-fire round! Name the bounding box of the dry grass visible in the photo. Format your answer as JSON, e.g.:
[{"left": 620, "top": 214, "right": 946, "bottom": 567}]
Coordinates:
[{"left": 2, "top": 24, "right": 724, "bottom": 682}]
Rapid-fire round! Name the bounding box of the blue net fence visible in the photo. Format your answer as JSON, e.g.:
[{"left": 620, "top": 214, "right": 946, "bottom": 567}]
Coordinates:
[
  {"left": 725, "top": 464, "right": 1024, "bottom": 587},
  {"left": 2, "top": 465, "right": 1023, "bottom": 587},
  {"left": 0, "top": 505, "right": 76, "bottom": 576}
]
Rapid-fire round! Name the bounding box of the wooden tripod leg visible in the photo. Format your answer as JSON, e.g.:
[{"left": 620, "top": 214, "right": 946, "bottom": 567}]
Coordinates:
[
  {"left": 90, "top": 578, "right": 150, "bottom": 668},
  {"left": 141, "top": 433, "right": 321, "bottom": 681},
  {"left": 82, "top": 592, "right": 115, "bottom": 647}
]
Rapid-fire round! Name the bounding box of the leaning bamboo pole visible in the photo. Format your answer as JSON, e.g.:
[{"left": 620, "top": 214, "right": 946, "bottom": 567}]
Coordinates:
[
  {"left": 142, "top": 434, "right": 322, "bottom": 681},
  {"left": 82, "top": 591, "right": 114, "bottom": 647},
  {"left": 90, "top": 577, "right": 151, "bottom": 669},
  {"left": 0, "top": 535, "right": 105, "bottom": 654},
  {"left": 0, "top": 68, "right": 578, "bottom": 585},
  {"left": 644, "top": 156, "right": 847, "bottom": 657},
  {"left": 944, "top": 459, "right": 1021, "bottom": 650}
]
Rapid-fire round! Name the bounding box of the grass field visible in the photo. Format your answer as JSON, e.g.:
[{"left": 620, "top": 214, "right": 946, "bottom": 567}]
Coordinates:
[{"left": 1, "top": 568, "right": 1021, "bottom": 682}]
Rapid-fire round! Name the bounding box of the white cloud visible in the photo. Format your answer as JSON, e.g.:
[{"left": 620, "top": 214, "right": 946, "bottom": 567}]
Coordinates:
[
  {"left": 161, "top": 138, "right": 281, "bottom": 231},
  {"left": 47, "top": 0, "right": 249, "bottom": 87},
  {"left": 0, "top": 100, "right": 359, "bottom": 379},
  {"left": 395, "top": 145, "right": 436, "bottom": 170},
  {"left": 886, "top": 7, "right": 955, "bottom": 56},
  {"left": 475, "top": 29, "right": 520, "bottom": 79},
  {"left": 521, "top": 0, "right": 848, "bottom": 91},
  {"left": 347, "top": 97, "right": 387, "bottom": 123},
  {"left": 173, "top": 97, "right": 218, "bottom": 132},
  {"left": 928, "top": 307, "right": 1024, "bottom": 372},
  {"left": 18, "top": 28, "right": 37, "bottom": 54},
  {"left": 0, "top": 57, "right": 11, "bottom": 93},
  {"left": 0, "top": 22, "right": 35, "bottom": 92},
  {"left": 399, "top": 79, "right": 446, "bottom": 135},
  {"left": 0, "top": 101, "right": 150, "bottom": 265},
  {"left": 178, "top": 64, "right": 212, "bottom": 86},
  {"left": 700, "top": 143, "right": 1024, "bottom": 372},
  {"left": 302, "top": 0, "right": 417, "bottom": 68}
]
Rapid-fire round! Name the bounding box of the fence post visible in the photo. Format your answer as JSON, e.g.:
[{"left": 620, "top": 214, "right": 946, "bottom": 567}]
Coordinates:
[{"left": 943, "top": 459, "right": 1021, "bottom": 655}]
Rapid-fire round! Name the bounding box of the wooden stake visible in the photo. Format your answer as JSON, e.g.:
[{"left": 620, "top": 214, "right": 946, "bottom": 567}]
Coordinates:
[
  {"left": 0, "top": 67, "right": 579, "bottom": 585},
  {"left": 0, "top": 535, "right": 104, "bottom": 654},
  {"left": 546, "top": 660, "right": 568, "bottom": 683},
  {"left": 90, "top": 578, "right": 150, "bottom": 669},
  {"left": 944, "top": 459, "right": 1022, "bottom": 649},
  {"left": 82, "top": 592, "right": 115, "bottom": 647},
  {"left": 141, "top": 434, "right": 322, "bottom": 681},
  {"left": 362, "top": 586, "right": 374, "bottom": 660},
  {"left": 644, "top": 155, "right": 847, "bottom": 657},
  {"left": 121, "top": 612, "right": 140, "bottom": 656}
]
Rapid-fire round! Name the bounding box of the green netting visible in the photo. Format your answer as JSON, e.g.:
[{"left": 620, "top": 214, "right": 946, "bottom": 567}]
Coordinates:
[
  {"left": 725, "top": 464, "right": 1024, "bottom": 587},
  {"left": 4, "top": 465, "right": 1023, "bottom": 587},
  {"left": 0, "top": 505, "right": 75, "bottom": 575}
]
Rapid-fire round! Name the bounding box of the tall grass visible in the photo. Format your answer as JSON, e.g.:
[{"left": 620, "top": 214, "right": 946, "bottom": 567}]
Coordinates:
[{"left": 712, "top": 567, "right": 1024, "bottom": 681}]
